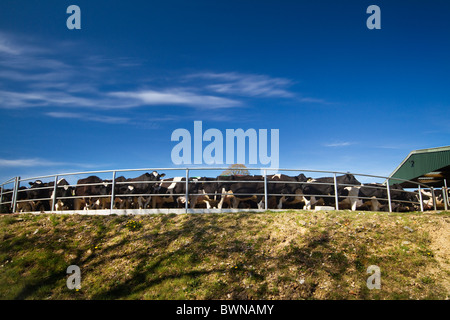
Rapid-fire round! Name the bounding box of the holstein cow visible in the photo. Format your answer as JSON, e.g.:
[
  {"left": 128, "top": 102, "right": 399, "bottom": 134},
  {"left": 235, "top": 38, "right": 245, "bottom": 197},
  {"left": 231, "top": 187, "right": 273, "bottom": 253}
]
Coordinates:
[
  {"left": 389, "top": 184, "right": 418, "bottom": 212},
  {"left": 0, "top": 188, "right": 13, "bottom": 213},
  {"left": 3, "top": 179, "right": 73, "bottom": 213},
  {"left": 416, "top": 188, "right": 447, "bottom": 210},
  {"left": 201, "top": 173, "right": 309, "bottom": 210},
  {"left": 194, "top": 177, "right": 221, "bottom": 209},
  {"left": 18, "top": 179, "right": 73, "bottom": 212},
  {"left": 123, "top": 171, "right": 166, "bottom": 209},
  {"left": 153, "top": 176, "right": 206, "bottom": 209},
  {"left": 340, "top": 183, "right": 416, "bottom": 212},
  {"left": 74, "top": 176, "right": 111, "bottom": 210},
  {"left": 15, "top": 186, "right": 32, "bottom": 212},
  {"left": 113, "top": 176, "right": 134, "bottom": 209},
  {"left": 51, "top": 178, "right": 75, "bottom": 211},
  {"left": 267, "top": 173, "right": 309, "bottom": 209},
  {"left": 153, "top": 176, "right": 185, "bottom": 208},
  {"left": 214, "top": 175, "right": 265, "bottom": 209},
  {"left": 191, "top": 176, "right": 235, "bottom": 209},
  {"left": 345, "top": 183, "right": 387, "bottom": 212},
  {"left": 300, "top": 174, "right": 362, "bottom": 210},
  {"left": 24, "top": 180, "right": 53, "bottom": 212}
]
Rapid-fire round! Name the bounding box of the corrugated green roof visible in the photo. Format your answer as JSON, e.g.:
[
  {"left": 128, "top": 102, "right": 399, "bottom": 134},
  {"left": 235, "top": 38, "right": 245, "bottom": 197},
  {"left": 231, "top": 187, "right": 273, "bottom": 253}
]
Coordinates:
[{"left": 388, "top": 146, "right": 450, "bottom": 187}]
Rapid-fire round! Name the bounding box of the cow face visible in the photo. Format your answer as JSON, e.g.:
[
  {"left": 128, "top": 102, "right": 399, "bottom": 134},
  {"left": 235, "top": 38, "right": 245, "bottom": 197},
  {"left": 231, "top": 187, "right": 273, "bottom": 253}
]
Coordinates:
[{"left": 152, "top": 171, "right": 165, "bottom": 180}]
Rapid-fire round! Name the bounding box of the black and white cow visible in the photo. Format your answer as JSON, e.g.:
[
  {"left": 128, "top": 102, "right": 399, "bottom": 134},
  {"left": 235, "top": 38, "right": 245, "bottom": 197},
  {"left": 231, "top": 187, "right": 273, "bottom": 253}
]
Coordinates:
[
  {"left": 190, "top": 177, "right": 221, "bottom": 209},
  {"left": 389, "top": 184, "right": 418, "bottom": 212},
  {"left": 152, "top": 176, "right": 186, "bottom": 208},
  {"left": 113, "top": 176, "right": 134, "bottom": 209},
  {"left": 16, "top": 179, "right": 73, "bottom": 212},
  {"left": 416, "top": 188, "right": 448, "bottom": 210},
  {"left": 266, "top": 173, "right": 309, "bottom": 209},
  {"left": 153, "top": 175, "right": 210, "bottom": 208},
  {"left": 299, "top": 174, "right": 362, "bottom": 210},
  {"left": 15, "top": 186, "right": 32, "bottom": 212},
  {"left": 24, "top": 180, "right": 53, "bottom": 212},
  {"left": 0, "top": 188, "right": 13, "bottom": 213},
  {"left": 52, "top": 178, "right": 75, "bottom": 211},
  {"left": 211, "top": 175, "right": 265, "bottom": 209},
  {"left": 338, "top": 183, "right": 417, "bottom": 212},
  {"left": 348, "top": 183, "right": 387, "bottom": 211},
  {"left": 74, "top": 176, "right": 111, "bottom": 210},
  {"left": 124, "top": 171, "right": 165, "bottom": 209}
]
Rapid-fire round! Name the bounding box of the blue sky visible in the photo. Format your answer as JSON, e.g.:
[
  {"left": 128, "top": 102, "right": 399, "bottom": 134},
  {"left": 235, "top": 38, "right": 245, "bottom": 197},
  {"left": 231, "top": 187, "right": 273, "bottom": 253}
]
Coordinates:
[{"left": 0, "top": 0, "right": 449, "bottom": 183}]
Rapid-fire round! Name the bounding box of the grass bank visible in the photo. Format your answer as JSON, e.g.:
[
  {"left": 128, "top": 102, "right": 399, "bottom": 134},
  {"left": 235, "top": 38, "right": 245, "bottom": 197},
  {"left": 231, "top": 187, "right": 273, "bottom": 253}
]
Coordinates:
[{"left": 0, "top": 210, "right": 449, "bottom": 300}]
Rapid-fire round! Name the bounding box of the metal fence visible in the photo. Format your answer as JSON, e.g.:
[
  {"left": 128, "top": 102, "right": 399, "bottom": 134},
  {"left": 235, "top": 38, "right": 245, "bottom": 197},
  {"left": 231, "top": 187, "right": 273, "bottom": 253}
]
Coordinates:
[{"left": 1, "top": 167, "right": 448, "bottom": 214}]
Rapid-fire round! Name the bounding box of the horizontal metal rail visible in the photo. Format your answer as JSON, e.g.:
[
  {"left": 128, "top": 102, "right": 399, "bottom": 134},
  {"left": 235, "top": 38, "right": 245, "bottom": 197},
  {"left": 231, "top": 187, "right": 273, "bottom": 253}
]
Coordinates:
[
  {"left": 16, "top": 185, "right": 55, "bottom": 192},
  {"left": 1, "top": 177, "right": 16, "bottom": 184},
  {"left": 2, "top": 167, "right": 441, "bottom": 214},
  {"left": 4, "top": 167, "right": 434, "bottom": 187},
  {"left": 16, "top": 197, "right": 53, "bottom": 203}
]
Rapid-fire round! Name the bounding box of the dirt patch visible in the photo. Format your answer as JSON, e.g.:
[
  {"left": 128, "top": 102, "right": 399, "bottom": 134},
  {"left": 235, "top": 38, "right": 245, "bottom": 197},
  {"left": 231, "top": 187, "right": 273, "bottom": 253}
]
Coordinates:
[{"left": 424, "top": 213, "right": 450, "bottom": 299}]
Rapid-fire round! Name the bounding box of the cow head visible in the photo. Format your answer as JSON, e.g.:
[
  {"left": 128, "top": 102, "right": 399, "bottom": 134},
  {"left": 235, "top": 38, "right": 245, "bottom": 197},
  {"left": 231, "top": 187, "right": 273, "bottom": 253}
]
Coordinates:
[
  {"left": 340, "top": 174, "right": 361, "bottom": 186},
  {"left": 151, "top": 171, "right": 165, "bottom": 180},
  {"left": 145, "top": 171, "right": 166, "bottom": 193},
  {"left": 29, "top": 180, "right": 43, "bottom": 187}
]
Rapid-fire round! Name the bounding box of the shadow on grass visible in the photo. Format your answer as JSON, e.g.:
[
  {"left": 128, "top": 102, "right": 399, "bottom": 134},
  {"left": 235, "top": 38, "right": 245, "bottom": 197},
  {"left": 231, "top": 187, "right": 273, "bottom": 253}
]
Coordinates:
[
  {"left": 86, "top": 215, "right": 353, "bottom": 299},
  {"left": 0, "top": 213, "right": 369, "bottom": 299}
]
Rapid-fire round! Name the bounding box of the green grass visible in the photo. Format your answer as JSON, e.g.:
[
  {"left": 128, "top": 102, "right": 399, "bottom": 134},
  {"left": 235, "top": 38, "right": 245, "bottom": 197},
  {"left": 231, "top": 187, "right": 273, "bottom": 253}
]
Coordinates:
[{"left": 0, "top": 210, "right": 448, "bottom": 300}]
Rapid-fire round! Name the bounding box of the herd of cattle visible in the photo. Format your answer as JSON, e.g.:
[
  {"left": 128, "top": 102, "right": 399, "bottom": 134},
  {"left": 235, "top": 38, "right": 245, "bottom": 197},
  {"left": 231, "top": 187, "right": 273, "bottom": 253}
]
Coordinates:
[{"left": 0, "top": 171, "right": 447, "bottom": 213}]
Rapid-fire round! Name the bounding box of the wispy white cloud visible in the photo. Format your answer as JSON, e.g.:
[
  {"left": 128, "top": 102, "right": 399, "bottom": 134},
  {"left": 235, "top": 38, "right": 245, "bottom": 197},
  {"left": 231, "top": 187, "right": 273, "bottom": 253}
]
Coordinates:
[
  {"left": 187, "top": 71, "right": 330, "bottom": 105},
  {"left": 0, "top": 158, "right": 93, "bottom": 168},
  {"left": 297, "top": 97, "right": 329, "bottom": 104},
  {"left": 0, "top": 40, "right": 20, "bottom": 55},
  {"left": 0, "top": 32, "right": 328, "bottom": 117},
  {"left": 0, "top": 89, "right": 144, "bottom": 110},
  {"left": 0, "top": 32, "right": 144, "bottom": 111},
  {"left": 0, "top": 31, "right": 51, "bottom": 56},
  {"left": 323, "top": 141, "right": 354, "bottom": 147},
  {"left": 110, "top": 89, "right": 242, "bottom": 109},
  {"left": 187, "top": 72, "right": 295, "bottom": 98},
  {"left": 45, "top": 112, "right": 130, "bottom": 124}
]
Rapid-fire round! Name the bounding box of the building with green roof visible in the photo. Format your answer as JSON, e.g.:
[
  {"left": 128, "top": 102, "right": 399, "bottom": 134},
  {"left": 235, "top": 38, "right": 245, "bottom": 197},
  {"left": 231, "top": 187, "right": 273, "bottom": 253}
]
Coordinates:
[{"left": 388, "top": 145, "right": 450, "bottom": 188}]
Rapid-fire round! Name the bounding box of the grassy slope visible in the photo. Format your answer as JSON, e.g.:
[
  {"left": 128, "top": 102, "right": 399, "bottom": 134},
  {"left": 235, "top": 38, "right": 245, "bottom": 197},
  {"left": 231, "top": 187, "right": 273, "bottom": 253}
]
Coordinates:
[{"left": 0, "top": 210, "right": 448, "bottom": 300}]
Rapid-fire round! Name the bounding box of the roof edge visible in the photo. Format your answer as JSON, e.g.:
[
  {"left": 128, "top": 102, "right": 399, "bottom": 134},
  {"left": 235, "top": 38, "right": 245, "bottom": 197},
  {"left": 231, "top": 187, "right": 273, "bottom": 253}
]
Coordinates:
[{"left": 388, "top": 145, "right": 450, "bottom": 180}]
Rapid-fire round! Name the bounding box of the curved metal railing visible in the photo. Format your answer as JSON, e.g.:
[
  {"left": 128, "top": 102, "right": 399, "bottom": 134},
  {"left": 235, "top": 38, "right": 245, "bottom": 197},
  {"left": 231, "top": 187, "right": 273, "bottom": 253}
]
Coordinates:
[{"left": 0, "top": 167, "right": 447, "bottom": 214}]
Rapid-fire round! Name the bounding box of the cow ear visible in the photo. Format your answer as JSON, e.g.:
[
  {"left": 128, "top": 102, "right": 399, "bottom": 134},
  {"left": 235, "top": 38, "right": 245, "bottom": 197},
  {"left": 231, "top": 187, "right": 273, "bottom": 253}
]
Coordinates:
[
  {"left": 160, "top": 173, "right": 166, "bottom": 178},
  {"left": 29, "top": 182, "right": 33, "bottom": 186}
]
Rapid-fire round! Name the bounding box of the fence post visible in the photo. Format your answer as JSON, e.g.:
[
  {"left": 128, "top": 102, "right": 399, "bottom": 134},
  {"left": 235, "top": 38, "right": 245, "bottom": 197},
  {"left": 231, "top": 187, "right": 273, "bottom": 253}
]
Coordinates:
[
  {"left": 444, "top": 179, "right": 449, "bottom": 210},
  {"left": 442, "top": 188, "right": 448, "bottom": 211},
  {"left": 51, "top": 175, "right": 58, "bottom": 211},
  {"left": 386, "top": 179, "right": 392, "bottom": 213},
  {"left": 333, "top": 173, "right": 339, "bottom": 210},
  {"left": 185, "top": 169, "right": 189, "bottom": 213},
  {"left": 12, "top": 176, "right": 20, "bottom": 213},
  {"left": 418, "top": 185, "right": 424, "bottom": 212},
  {"left": 264, "top": 169, "right": 268, "bottom": 210},
  {"left": 0, "top": 184, "right": 3, "bottom": 207},
  {"left": 430, "top": 187, "right": 437, "bottom": 211},
  {"left": 110, "top": 171, "right": 116, "bottom": 213}
]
